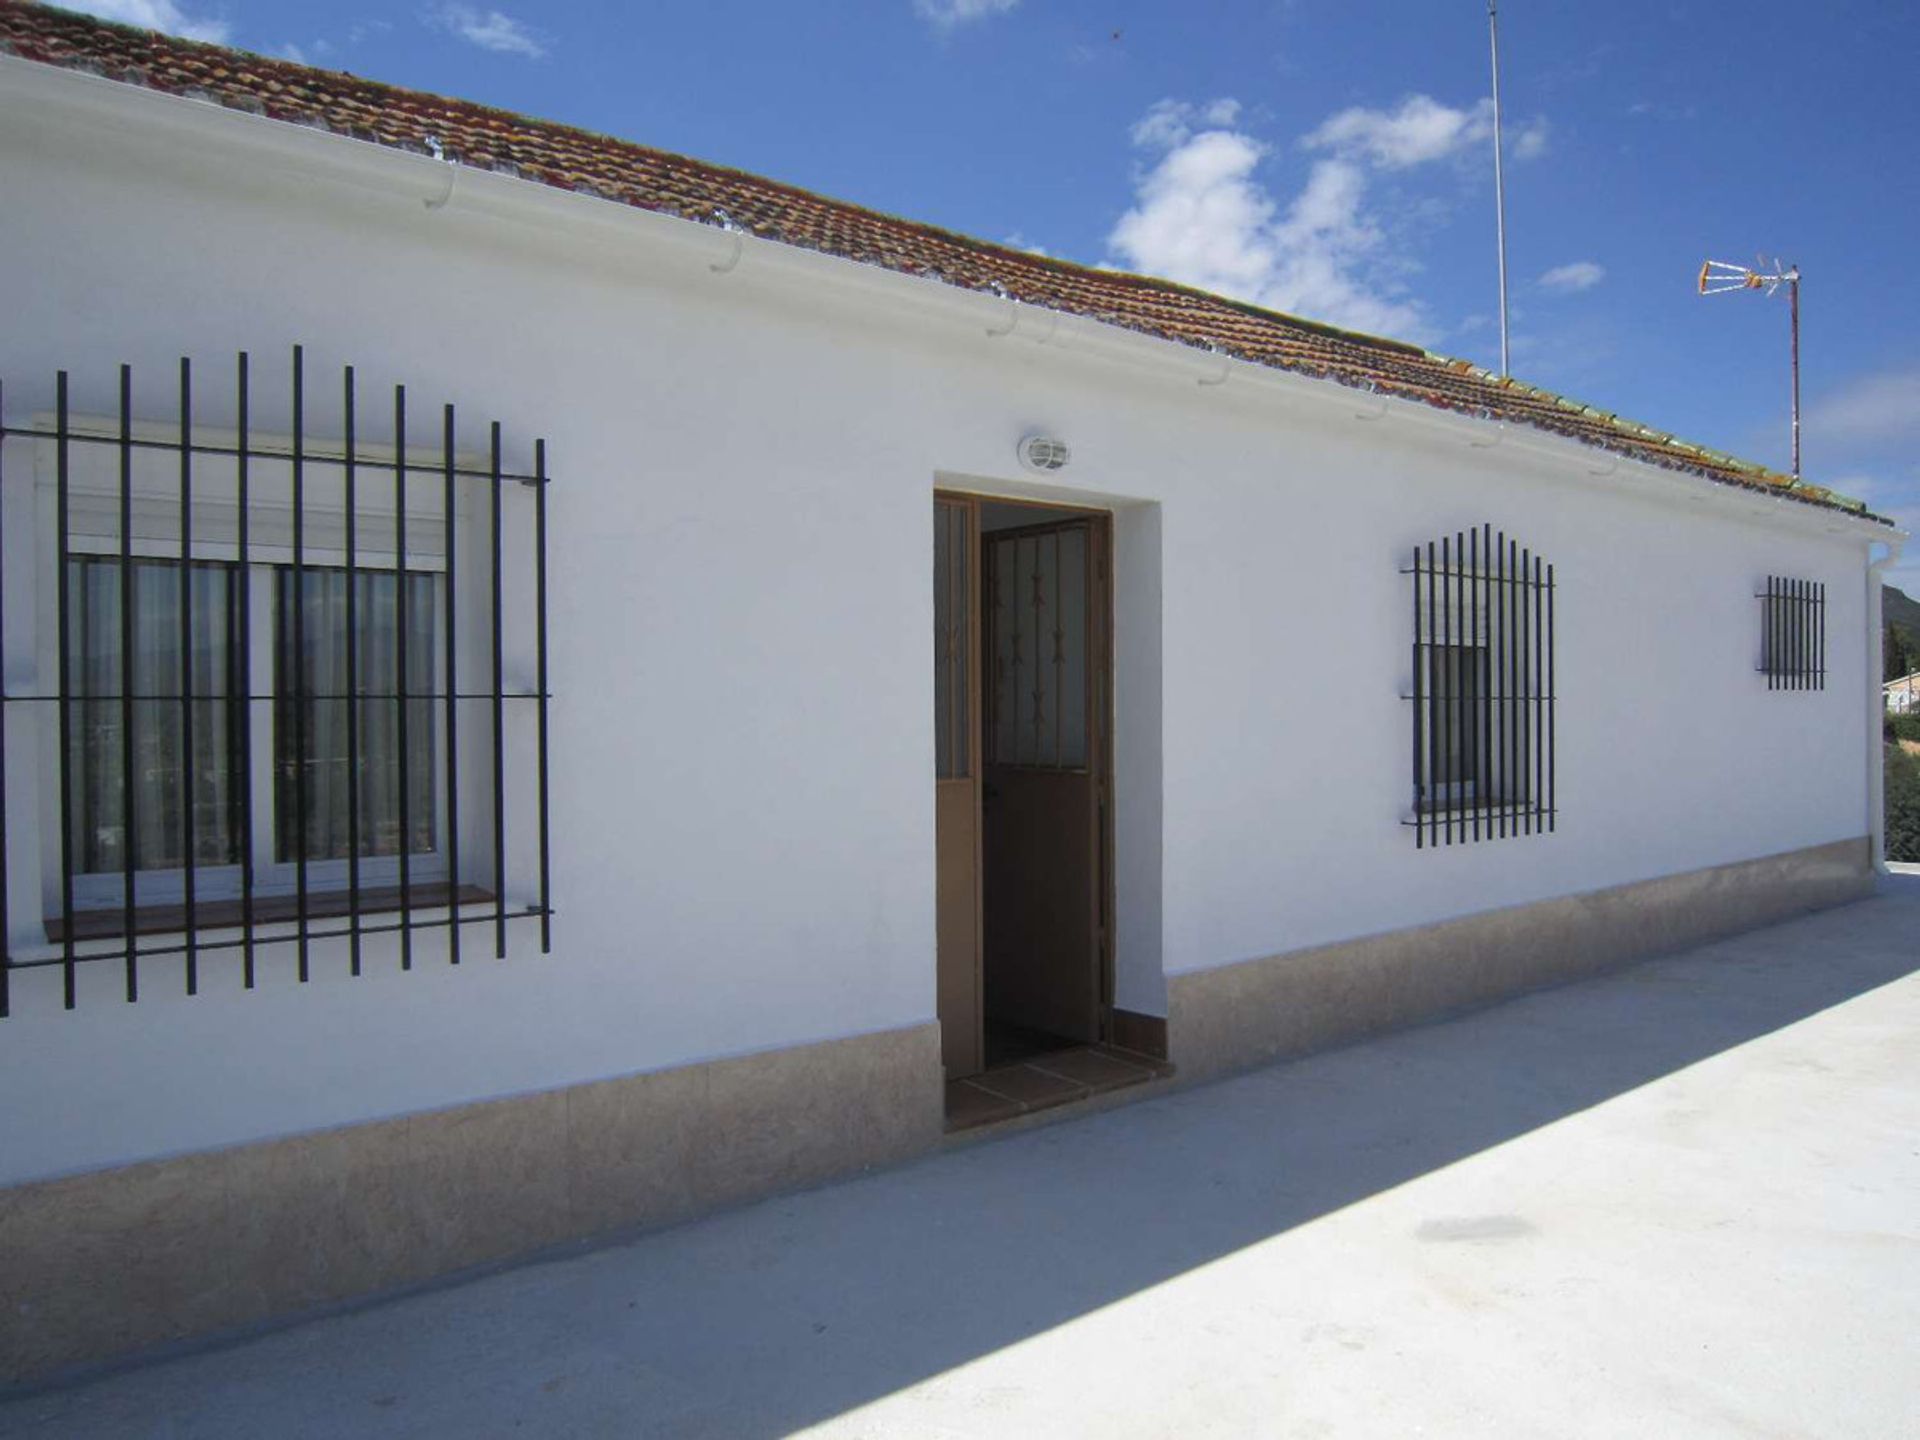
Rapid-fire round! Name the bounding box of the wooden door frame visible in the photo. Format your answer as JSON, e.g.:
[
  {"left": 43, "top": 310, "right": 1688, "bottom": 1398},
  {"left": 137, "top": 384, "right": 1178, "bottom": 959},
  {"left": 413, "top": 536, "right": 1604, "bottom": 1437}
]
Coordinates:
[
  {"left": 936, "top": 488, "right": 1117, "bottom": 1047},
  {"left": 934, "top": 494, "right": 985, "bottom": 1078}
]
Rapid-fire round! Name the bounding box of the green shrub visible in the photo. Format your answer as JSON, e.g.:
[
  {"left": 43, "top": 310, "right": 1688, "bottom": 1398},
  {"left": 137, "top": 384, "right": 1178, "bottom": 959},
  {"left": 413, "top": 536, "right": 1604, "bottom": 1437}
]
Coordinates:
[
  {"left": 1888, "top": 745, "right": 1920, "bottom": 864},
  {"left": 1889, "top": 711, "right": 1920, "bottom": 745}
]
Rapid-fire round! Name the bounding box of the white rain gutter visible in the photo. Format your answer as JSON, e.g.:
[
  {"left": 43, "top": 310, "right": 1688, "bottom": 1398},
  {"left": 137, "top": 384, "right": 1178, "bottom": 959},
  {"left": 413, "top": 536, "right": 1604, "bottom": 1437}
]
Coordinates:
[
  {"left": 0, "top": 55, "right": 1901, "bottom": 549},
  {"left": 1868, "top": 539, "right": 1906, "bottom": 872}
]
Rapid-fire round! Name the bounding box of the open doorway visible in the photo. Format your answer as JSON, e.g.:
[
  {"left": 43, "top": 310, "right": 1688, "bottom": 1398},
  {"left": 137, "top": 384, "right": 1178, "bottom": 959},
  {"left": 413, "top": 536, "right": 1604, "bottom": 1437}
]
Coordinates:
[{"left": 936, "top": 493, "right": 1154, "bottom": 1126}]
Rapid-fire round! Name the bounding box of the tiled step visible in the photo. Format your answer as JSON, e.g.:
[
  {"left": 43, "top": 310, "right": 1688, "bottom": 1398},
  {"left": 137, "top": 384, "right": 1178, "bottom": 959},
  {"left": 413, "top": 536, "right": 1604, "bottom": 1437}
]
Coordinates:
[{"left": 944, "top": 1044, "right": 1174, "bottom": 1133}]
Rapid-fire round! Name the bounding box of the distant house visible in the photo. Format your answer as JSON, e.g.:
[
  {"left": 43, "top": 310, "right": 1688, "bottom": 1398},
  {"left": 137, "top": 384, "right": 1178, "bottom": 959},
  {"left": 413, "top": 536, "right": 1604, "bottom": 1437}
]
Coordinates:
[
  {"left": 1888, "top": 673, "right": 1920, "bottom": 715},
  {"left": 0, "top": 4, "right": 1908, "bottom": 1384}
]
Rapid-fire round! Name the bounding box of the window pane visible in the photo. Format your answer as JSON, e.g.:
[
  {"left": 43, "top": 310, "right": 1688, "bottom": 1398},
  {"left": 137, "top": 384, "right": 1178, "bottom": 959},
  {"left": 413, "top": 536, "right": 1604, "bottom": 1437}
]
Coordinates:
[
  {"left": 274, "top": 567, "right": 437, "bottom": 862},
  {"left": 68, "top": 557, "right": 242, "bottom": 875}
]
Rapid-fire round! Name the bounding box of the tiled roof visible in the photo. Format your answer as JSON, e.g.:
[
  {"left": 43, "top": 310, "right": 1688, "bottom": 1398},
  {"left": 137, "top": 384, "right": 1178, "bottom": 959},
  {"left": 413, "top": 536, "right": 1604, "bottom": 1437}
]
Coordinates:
[{"left": 0, "top": 1, "right": 1884, "bottom": 523}]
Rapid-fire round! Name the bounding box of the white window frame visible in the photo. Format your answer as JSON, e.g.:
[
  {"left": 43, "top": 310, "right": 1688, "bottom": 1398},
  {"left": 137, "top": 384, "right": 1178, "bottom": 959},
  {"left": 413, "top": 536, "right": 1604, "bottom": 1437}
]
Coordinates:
[{"left": 30, "top": 416, "right": 469, "bottom": 924}]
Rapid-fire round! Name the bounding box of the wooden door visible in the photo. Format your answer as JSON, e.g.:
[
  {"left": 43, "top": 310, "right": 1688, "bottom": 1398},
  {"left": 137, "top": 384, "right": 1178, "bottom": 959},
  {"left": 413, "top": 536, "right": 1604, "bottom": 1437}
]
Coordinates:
[
  {"left": 933, "top": 496, "right": 983, "bottom": 1079},
  {"left": 982, "top": 517, "right": 1105, "bottom": 1045}
]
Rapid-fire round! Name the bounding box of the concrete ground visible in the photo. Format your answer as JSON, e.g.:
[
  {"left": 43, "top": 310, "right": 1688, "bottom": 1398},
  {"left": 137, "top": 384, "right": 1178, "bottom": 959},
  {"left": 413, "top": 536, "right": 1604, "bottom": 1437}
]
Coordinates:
[{"left": 6, "top": 873, "right": 1918, "bottom": 1439}]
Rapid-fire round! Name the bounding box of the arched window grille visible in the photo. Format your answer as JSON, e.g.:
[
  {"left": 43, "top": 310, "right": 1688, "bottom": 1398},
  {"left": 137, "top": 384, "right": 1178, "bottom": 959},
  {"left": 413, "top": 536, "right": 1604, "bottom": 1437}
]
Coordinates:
[{"left": 1404, "top": 526, "right": 1555, "bottom": 847}]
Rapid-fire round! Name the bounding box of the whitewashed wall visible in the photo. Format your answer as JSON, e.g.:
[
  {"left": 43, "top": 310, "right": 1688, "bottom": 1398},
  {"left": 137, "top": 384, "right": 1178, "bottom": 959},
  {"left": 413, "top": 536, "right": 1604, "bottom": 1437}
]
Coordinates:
[{"left": 0, "top": 65, "right": 1882, "bottom": 1184}]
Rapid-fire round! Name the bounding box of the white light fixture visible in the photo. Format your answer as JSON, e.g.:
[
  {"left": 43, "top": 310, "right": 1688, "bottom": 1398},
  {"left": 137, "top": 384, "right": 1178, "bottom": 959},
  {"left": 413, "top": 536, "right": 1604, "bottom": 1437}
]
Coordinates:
[{"left": 1017, "top": 434, "right": 1070, "bottom": 474}]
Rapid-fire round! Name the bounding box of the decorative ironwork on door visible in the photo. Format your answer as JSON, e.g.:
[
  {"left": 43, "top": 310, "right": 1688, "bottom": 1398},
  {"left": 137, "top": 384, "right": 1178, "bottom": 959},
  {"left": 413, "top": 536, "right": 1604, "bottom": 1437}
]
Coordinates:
[{"left": 986, "top": 522, "right": 1090, "bottom": 771}]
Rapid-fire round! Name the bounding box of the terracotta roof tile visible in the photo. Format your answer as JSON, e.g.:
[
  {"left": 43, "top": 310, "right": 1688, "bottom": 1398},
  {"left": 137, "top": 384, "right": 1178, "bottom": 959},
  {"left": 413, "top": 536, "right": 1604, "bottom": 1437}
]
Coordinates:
[{"left": 0, "top": 1, "right": 1885, "bottom": 524}]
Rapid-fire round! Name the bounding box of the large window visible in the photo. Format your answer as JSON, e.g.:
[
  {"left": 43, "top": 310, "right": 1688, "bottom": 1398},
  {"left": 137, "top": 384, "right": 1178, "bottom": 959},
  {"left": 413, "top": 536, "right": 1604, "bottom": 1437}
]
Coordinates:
[
  {"left": 1406, "top": 527, "right": 1556, "bottom": 847},
  {"left": 0, "top": 346, "right": 553, "bottom": 1015},
  {"left": 65, "top": 559, "right": 443, "bottom": 906}
]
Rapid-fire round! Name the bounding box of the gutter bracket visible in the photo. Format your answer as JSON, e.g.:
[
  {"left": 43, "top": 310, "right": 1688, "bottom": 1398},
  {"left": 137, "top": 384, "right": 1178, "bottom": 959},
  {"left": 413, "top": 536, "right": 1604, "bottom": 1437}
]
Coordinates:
[
  {"left": 422, "top": 161, "right": 458, "bottom": 212},
  {"left": 709, "top": 228, "right": 744, "bottom": 275}
]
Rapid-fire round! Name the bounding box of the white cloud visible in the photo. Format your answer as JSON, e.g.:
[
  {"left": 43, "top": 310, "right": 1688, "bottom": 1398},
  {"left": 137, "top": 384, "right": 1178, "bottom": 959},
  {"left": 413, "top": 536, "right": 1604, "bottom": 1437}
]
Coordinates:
[
  {"left": 428, "top": 4, "right": 547, "bottom": 58},
  {"left": 67, "top": 0, "right": 230, "bottom": 44},
  {"left": 1510, "top": 117, "right": 1550, "bottom": 160},
  {"left": 1112, "top": 94, "right": 1540, "bottom": 341},
  {"left": 1305, "top": 94, "right": 1548, "bottom": 168},
  {"left": 914, "top": 0, "right": 1019, "bottom": 28},
  {"left": 1539, "top": 260, "right": 1605, "bottom": 293},
  {"left": 1807, "top": 369, "right": 1920, "bottom": 445},
  {"left": 1129, "top": 98, "right": 1242, "bottom": 150},
  {"left": 1305, "top": 94, "right": 1494, "bottom": 169}
]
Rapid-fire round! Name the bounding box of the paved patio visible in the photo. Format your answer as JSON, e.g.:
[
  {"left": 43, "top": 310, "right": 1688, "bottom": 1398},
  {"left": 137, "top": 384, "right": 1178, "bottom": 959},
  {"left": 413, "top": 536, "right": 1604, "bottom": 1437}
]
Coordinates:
[{"left": 5, "top": 870, "right": 1918, "bottom": 1439}]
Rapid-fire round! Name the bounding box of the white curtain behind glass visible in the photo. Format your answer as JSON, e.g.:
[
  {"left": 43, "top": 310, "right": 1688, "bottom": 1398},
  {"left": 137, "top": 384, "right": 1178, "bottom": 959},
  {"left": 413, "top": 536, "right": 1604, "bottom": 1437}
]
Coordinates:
[
  {"left": 69, "top": 558, "right": 241, "bottom": 876},
  {"left": 274, "top": 568, "right": 436, "bottom": 862}
]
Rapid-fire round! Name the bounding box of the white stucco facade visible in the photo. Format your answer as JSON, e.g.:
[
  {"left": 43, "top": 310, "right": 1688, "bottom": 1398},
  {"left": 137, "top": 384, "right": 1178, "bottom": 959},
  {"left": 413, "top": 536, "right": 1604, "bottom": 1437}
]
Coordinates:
[{"left": 0, "top": 61, "right": 1896, "bottom": 1188}]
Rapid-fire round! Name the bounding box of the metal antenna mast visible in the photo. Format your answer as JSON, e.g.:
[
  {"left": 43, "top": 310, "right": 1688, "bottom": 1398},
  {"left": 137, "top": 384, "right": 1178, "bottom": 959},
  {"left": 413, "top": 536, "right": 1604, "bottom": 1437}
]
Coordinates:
[
  {"left": 1489, "top": 0, "right": 1511, "bottom": 378},
  {"left": 1699, "top": 258, "right": 1803, "bottom": 480}
]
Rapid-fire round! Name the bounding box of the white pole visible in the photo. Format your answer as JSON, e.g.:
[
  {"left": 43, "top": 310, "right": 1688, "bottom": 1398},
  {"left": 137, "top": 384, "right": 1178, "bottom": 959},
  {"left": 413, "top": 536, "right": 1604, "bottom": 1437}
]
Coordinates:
[{"left": 1489, "top": 0, "right": 1511, "bottom": 378}]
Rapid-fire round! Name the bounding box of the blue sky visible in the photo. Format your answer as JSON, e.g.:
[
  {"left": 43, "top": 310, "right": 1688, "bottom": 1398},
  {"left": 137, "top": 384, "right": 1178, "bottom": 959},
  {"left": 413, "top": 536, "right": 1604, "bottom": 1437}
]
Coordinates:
[{"left": 83, "top": 0, "right": 1920, "bottom": 585}]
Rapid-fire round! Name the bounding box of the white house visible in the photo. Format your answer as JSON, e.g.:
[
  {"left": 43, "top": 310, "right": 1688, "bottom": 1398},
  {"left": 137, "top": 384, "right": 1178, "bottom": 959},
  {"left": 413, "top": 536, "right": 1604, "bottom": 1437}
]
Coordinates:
[
  {"left": 0, "top": 5, "right": 1904, "bottom": 1383},
  {"left": 1887, "top": 672, "right": 1919, "bottom": 715}
]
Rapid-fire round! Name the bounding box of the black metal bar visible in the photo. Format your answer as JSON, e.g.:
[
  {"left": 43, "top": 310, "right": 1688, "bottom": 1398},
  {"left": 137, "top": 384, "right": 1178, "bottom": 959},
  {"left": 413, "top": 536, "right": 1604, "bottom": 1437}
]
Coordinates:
[
  {"left": 118, "top": 365, "right": 138, "bottom": 1004},
  {"left": 1455, "top": 530, "right": 1467, "bottom": 840},
  {"left": 490, "top": 421, "right": 507, "bottom": 958},
  {"left": 1412, "top": 545, "right": 1423, "bottom": 848},
  {"left": 1481, "top": 526, "right": 1494, "bottom": 843},
  {"left": 443, "top": 405, "right": 462, "bottom": 966},
  {"left": 1507, "top": 535, "right": 1519, "bottom": 839},
  {"left": 1546, "top": 563, "right": 1556, "bottom": 832},
  {"left": 1440, "top": 533, "right": 1452, "bottom": 846},
  {"left": 2, "top": 691, "right": 547, "bottom": 703},
  {"left": 1487, "top": 530, "right": 1500, "bottom": 840},
  {"left": 179, "top": 357, "right": 198, "bottom": 995},
  {"left": 1519, "top": 544, "right": 1532, "bottom": 837},
  {"left": 1468, "top": 526, "right": 1480, "bottom": 845},
  {"left": 236, "top": 354, "right": 255, "bottom": 989},
  {"left": 1768, "top": 576, "right": 1778, "bottom": 691},
  {"left": 1818, "top": 581, "right": 1826, "bottom": 689},
  {"left": 344, "top": 367, "right": 361, "bottom": 977},
  {"left": 6, "top": 905, "right": 552, "bottom": 970},
  {"left": 394, "top": 384, "right": 412, "bottom": 972},
  {"left": 0, "top": 378, "right": 8, "bottom": 1017},
  {"left": 0, "top": 425, "right": 542, "bottom": 484},
  {"left": 54, "top": 375, "right": 75, "bottom": 1007},
  {"left": 292, "top": 345, "right": 309, "bottom": 983},
  {"left": 1789, "top": 579, "right": 1804, "bottom": 695},
  {"left": 1791, "top": 578, "right": 1801, "bottom": 690},
  {"left": 1789, "top": 577, "right": 1796, "bottom": 687},
  {"left": 1425, "top": 539, "right": 1437, "bottom": 850},
  {"left": 1532, "top": 552, "right": 1543, "bottom": 834},
  {"left": 534, "top": 437, "right": 551, "bottom": 955}
]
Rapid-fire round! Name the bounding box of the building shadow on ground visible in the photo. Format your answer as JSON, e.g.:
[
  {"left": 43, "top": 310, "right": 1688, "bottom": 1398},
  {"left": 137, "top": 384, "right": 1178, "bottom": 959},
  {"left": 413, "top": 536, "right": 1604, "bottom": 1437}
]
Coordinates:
[{"left": 5, "top": 874, "right": 1918, "bottom": 1438}]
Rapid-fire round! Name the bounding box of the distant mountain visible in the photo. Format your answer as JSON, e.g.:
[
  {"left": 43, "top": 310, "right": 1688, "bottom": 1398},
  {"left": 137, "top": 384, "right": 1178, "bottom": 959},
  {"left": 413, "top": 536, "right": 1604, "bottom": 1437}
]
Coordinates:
[
  {"left": 1888, "top": 584, "right": 1920, "bottom": 639},
  {"left": 1888, "top": 585, "right": 1920, "bottom": 682}
]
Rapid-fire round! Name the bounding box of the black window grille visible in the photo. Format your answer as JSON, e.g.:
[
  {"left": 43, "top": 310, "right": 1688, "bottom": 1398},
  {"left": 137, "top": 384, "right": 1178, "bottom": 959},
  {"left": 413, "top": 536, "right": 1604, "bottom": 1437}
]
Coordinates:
[
  {"left": 1759, "top": 576, "right": 1825, "bottom": 691},
  {"left": 1404, "top": 526, "right": 1555, "bottom": 847},
  {"left": 0, "top": 347, "right": 553, "bottom": 1015}
]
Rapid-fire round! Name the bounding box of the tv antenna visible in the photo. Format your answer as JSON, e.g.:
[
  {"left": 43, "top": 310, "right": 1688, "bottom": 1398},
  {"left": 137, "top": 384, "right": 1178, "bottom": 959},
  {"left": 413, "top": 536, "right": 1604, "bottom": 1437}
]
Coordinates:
[
  {"left": 1488, "top": 1, "right": 1510, "bottom": 378},
  {"left": 1698, "top": 257, "right": 1802, "bottom": 481}
]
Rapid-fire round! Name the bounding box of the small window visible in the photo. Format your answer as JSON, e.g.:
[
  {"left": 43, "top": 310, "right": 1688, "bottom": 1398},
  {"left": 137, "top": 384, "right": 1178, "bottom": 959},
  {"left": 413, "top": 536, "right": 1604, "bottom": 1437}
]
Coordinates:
[
  {"left": 1405, "top": 527, "right": 1555, "bottom": 847},
  {"left": 1759, "top": 576, "right": 1825, "bottom": 691}
]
